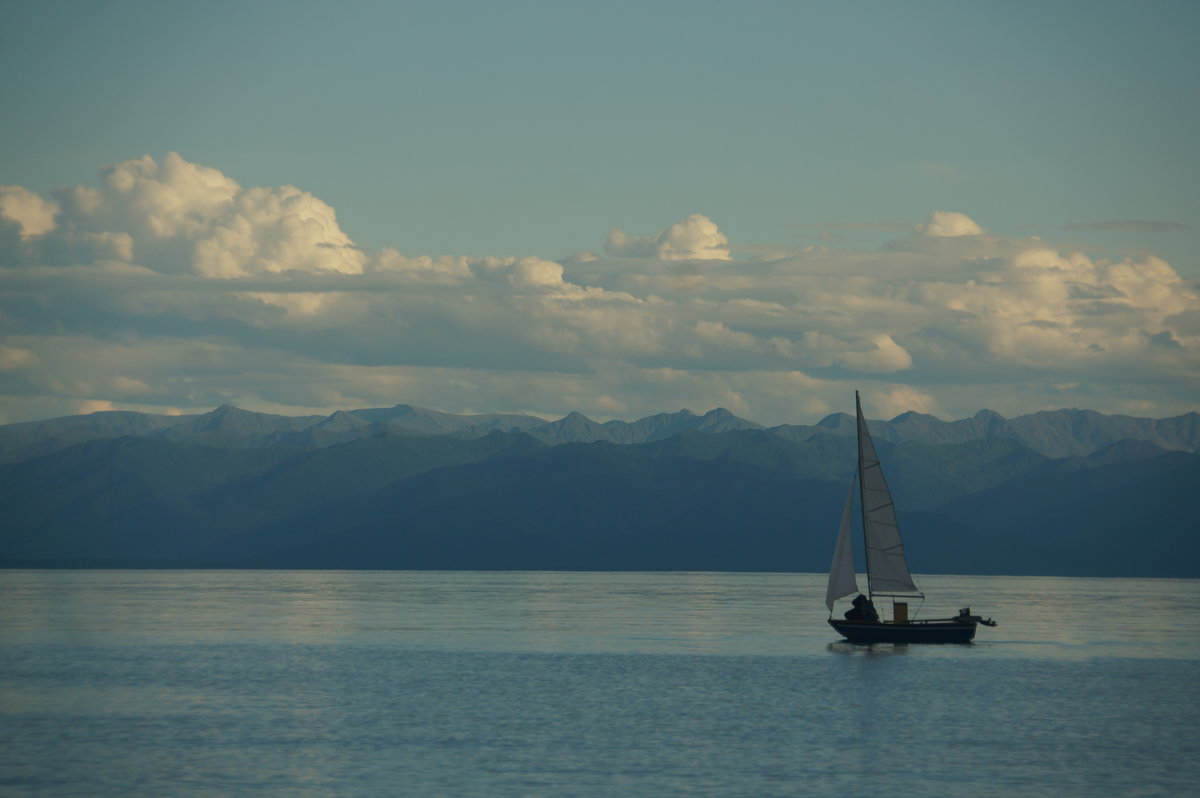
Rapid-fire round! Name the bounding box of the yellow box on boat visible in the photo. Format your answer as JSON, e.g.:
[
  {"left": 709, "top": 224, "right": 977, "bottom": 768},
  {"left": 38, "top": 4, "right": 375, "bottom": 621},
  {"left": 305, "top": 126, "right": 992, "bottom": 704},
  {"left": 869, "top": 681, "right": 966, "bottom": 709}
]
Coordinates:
[{"left": 894, "top": 602, "right": 909, "bottom": 624}]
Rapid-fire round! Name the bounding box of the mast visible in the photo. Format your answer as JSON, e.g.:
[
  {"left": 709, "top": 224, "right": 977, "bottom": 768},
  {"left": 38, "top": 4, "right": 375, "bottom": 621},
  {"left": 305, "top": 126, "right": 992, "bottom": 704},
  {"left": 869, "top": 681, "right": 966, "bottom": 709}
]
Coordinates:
[{"left": 856, "top": 391, "right": 872, "bottom": 598}]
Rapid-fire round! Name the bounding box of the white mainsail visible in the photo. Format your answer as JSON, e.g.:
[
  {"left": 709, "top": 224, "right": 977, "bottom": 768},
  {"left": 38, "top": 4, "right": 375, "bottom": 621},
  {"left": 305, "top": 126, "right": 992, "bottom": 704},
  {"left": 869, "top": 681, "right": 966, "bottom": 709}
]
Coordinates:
[
  {"left": 826, "top": 480, "right": 860, "bottom": 611},
  {"left": 856, "top": 393, "right": 920, "bottom": 595}
]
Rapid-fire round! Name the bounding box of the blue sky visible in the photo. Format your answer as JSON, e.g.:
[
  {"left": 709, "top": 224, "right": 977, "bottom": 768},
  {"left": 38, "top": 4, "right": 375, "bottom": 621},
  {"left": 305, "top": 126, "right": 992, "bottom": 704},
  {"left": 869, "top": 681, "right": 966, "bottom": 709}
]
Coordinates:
[{"left": 1, "top": 1, "right": 1197, "bottom": 424}]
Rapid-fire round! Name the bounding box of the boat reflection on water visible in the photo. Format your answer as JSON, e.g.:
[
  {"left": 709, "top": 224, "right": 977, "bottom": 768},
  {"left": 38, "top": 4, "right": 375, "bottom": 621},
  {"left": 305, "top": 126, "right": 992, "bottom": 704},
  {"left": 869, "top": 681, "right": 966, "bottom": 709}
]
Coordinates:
[{"left": 825, "top": 641, "right": 912, "bottom": 656}]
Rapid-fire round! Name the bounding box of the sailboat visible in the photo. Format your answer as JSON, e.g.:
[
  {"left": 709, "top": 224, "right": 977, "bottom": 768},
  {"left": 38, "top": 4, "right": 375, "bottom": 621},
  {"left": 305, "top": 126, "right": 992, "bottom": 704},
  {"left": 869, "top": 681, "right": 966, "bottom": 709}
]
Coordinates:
[{"left": 826, "top": 392, "right": 996, "bottom": 644}]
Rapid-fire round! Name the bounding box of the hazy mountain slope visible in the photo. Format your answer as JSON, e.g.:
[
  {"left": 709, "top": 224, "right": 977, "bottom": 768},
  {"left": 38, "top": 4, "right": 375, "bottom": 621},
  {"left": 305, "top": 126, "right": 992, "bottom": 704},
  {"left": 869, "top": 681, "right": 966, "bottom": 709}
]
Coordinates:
[
  {"left": 198, "top": 434, "right": 1200, "bottom": 576},
  {"left": 208, "top": 445, "right": 845, "bottom": 572},
  {"left": 522, "top": 411, "right": 613, "bottom": 445},
  {"left": 770, "top": 410, "right": 1010, "bottom": 446},
  {"left": 0, "top": 436, "right": 296, "bottom": 561},
  {"left": 0, "top": 410, "right": 199, "bottom": 465},
  {"left": 601, "top": 409, "right": 747, "bottom": 443},
  {"left": 200, "top": 430, "right": 546, "bottom": 533},
  {"left": 2, "top": 404, "right": 1198, "bottom": 575},
  {"left": 640, "top": 429, "right": 1057, "bottom": 512},
  {"left": 934, "top": 449, "right": 1200, "bottom": 577},
  {"left": 263, "top": 409, "right": 377, "bottom": 449},
  {"left": 637, "top": 428, "right": 856, "bottom": 483},
  {"left": 880, "top": 438, "right": 1052, "bottom": 511},
  {"left": 0, "top": 405, "right": 322, "bottom": 464},
  {"left": 348, "top": 404, "right": 545, "bottom": 435},
  {"left": 1002, "top": 409, "right": 1200, "bottom": 458}
]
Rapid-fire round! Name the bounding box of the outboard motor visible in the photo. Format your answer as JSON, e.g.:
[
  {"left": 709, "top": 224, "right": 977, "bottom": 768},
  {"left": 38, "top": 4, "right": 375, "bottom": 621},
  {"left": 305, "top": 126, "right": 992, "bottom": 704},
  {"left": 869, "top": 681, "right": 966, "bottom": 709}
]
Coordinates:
[{"left": 956, "top": 606, "right": 998, "bottom": 627}]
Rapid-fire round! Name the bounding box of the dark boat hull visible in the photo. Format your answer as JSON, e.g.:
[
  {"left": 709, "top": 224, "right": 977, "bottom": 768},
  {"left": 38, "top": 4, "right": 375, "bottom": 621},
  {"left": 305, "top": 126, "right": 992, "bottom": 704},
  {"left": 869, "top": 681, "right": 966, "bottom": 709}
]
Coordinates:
[{"left": 829, "top": 618, "right": 977, "bottom": 644}]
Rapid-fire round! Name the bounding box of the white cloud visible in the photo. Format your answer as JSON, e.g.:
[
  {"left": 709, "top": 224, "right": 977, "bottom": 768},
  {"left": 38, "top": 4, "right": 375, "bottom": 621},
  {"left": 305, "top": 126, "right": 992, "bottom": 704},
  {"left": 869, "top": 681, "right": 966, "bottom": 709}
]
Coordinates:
[
  {"left": 238, "top": 291, "right": 336, "bottom": 318},
  {"left": 192, "top": 185, "right": 365, "bottom": 277},
  {"left": 98, "top": 152, "right": 240, "bottom": 240},
  {"left": 374, "top": 248, "right": 473, "bottom": 283},
  {"left": 606, "top": 214, "right": 731, "bottom": 261},
  {"left": 836, "top": 334, "right": 913, "bottom": 373},
  {"left": 0, "top": 186, "right": 58, "bottom": 237},
  {"left": 917, "top": 210, "right": 984, "bottom": 237},
  {"left": 604, "top": 228, "right": 657, "bottom": 259},
  {"left": 692, "top": 321, "right": 756, "bottom": 350},
  {"left": 15, "top": 152, "right": 367, "bottom": 277},
  {"left": 0, "top": 185, "right": 134, "bottom": 267},
  {"left": 507, "top": 257, "right": 564, "bottom": 288}
]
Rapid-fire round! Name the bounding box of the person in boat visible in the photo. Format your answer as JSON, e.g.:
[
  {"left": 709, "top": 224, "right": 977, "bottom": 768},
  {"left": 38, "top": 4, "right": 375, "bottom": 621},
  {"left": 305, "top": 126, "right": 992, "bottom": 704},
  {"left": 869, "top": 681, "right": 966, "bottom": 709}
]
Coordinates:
[{"left": 844, "top": 594, "right": 879, "bottom": 622}]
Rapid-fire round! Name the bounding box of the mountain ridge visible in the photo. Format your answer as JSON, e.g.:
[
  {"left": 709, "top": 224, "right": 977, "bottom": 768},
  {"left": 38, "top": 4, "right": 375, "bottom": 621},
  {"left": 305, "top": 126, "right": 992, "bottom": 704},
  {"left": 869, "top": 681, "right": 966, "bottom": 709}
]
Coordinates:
[
  {"left": 1, "top": 418, "right": 1196, "bottom": 576},
  {"left": 3, "top": 403, "right": 1198, "bottom": 465},
  {"left": 3, "top": 401, "right": 1198, "bottom": 577}
]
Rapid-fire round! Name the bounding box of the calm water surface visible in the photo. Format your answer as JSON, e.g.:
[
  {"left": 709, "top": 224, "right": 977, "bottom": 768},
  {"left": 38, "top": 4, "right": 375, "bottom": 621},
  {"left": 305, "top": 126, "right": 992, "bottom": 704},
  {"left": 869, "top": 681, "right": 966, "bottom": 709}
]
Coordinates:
[{"left": 1, "top": 570, "right": 1198, "bottom": 797}]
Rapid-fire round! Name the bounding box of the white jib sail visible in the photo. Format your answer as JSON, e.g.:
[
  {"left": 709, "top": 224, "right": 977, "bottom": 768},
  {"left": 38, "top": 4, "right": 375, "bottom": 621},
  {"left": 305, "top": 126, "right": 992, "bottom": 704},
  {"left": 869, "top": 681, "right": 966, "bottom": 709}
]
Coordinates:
[
  {"left": 826, "top": 479, "right": 860, "bottom": 611},
  {"left": 857, "top": 398, "right": 920, "bottom": 595}
]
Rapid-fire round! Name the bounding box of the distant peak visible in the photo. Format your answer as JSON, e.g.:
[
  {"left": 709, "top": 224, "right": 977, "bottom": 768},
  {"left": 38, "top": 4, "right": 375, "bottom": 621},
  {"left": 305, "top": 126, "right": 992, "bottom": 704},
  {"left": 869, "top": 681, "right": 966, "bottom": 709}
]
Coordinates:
[
  {"left": 817, "top": 412, "right": 852, "bottom": 428},
  {"left": 190, "top": 403, "right": 259, "bottom": 432},
  {"left": 704, "top": 408, "right": 733, "bottom": 418},
  {"left": 974, "top": 409, "right": 1005, "bottom": 421}
]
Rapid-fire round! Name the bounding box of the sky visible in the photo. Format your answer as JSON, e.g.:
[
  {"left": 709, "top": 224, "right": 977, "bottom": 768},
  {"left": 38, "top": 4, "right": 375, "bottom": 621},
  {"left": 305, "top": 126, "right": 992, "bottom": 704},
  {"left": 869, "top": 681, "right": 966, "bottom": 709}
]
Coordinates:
[{"left": 1, "top": 0, "right": 1198, "bottom": 426}]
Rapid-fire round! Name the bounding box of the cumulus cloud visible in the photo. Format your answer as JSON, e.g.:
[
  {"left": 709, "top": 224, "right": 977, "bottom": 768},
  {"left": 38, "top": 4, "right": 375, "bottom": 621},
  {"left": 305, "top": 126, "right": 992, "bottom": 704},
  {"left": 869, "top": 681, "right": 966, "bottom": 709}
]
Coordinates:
[
  {"left": 0, "top": 186, "right": 59, "bottom": 237},
  {"left": 0, "top": 186, "right": 134, "bottom": 268},
  {"left": 606, "top": 214, "right": 731, "bottom": 261},
  {"left": 1, "top": 156, "right": 1198, "bottom": 425},
  {"left": 95, "top": 152, "right": 240, "bottom": 240},
  {"left": 192, "top": 185, "right": 365, "bottom": 277},
  {"left": 917, "top": 210, "right": 985, "bottom": 237},
  {"left": 835, "top": 334, "right": 913, "bottom": 373},
  {"left": 9, "top": 152, "right": 366, "bottom": 277}
]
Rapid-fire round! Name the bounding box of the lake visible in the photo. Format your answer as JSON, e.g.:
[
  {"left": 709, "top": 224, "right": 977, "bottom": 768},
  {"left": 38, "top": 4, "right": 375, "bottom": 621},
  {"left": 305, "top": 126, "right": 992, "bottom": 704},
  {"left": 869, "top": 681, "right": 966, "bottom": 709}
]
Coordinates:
[{"left": 1, "top": 570, "right": 1198, "bottom": 796}]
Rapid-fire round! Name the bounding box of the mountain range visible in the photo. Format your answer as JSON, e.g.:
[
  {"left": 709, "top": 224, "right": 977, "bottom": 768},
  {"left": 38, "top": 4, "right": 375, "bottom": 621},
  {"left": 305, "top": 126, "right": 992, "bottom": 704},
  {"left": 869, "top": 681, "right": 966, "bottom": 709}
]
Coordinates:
[{"left": 1, "top": 403, "right": 1197, "bottom": 576}]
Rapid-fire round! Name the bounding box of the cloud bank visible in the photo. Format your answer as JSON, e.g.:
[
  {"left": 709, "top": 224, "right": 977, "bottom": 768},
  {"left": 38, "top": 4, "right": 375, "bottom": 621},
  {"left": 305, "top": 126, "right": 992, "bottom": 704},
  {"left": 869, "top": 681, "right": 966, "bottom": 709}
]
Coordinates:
[{"left": 2, "top": 153, "right": 1198, "bottom": 424}]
